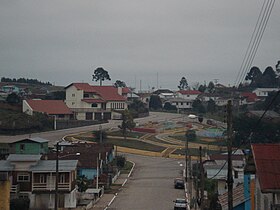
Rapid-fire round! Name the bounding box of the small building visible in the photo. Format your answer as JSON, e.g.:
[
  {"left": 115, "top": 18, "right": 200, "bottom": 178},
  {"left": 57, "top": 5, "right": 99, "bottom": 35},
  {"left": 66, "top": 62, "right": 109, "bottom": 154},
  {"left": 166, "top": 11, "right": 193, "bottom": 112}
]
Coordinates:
[
  {"left": 252, "top": 88, "right": 279, "bottom": 98},
  {"left": 22, "top": 99, "right": 73, "bottom": 120},
  {"left": 0, "top": 137, "right": 49, "bottom": 158},
  {"left": 176, "top": 90, "right": 201, "bottom": 100},
  {"left": 1, "top": 85, "right": 20, "bottom": 94}
]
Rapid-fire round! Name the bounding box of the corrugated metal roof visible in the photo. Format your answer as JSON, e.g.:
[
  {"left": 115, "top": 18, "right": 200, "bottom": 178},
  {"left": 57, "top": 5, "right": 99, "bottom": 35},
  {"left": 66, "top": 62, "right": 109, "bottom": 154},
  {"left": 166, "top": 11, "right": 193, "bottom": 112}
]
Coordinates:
[
  {"left": 30, "top": 160, "right": 78, "bottom": 172},
  {"left": 0, "top": 161, "right": 14, "bottom": 171},
  {"left": 7, "top": 154, "right": 42, "bottom": 162}
]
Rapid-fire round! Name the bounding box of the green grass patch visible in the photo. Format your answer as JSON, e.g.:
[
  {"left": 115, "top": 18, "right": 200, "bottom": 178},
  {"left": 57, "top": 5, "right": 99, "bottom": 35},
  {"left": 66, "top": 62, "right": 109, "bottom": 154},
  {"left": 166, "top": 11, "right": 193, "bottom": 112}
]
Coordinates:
[
  {"left": 108, "top": 130, "right": 145, "bottom": 138},
  {"left": 172, "top": 135, "right": 227, "bottom": 146}
]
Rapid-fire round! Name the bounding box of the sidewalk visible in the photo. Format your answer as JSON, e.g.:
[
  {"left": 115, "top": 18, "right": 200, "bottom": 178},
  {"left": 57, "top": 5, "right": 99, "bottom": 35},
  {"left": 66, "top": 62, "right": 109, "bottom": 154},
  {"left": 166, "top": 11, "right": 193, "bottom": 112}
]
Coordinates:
[{"left": 90, "top": 172, "right": 132, "bottom": 210}]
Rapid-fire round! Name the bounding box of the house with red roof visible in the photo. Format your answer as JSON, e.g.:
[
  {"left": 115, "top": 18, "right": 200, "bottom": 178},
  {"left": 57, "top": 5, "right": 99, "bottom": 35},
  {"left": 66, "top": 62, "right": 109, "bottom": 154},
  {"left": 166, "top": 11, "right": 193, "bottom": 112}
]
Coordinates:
[
  {"left": 245, "top": 144, "right": 280, "bottom": 210},
  {"left": 65, "top": 83, "right": 127, "bottom": 120},
  {"left": 22, "top": 99, "right": 73, "bottom": 120},
  {"left": 176, "top": 90, "right": 201, "bottom": 100},
  {"left": 240, "top": 92, "right": 258, "bottom": 105}
]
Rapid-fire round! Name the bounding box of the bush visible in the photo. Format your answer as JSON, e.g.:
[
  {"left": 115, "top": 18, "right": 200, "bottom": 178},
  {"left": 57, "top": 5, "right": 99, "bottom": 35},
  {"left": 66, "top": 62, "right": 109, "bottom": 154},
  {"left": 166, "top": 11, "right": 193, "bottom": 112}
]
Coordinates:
[{"left": 116, "top": 155, "right": 126, "bottom": 168}]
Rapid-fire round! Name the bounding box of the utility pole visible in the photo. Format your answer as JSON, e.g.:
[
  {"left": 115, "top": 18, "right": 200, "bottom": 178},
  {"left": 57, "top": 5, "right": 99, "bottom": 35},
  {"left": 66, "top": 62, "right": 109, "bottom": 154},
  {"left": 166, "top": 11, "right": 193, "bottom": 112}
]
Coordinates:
[
  {"left": 185, "top": 131, "right": 189, "bottom": 183},
  {"left": 227, "top": 100, "right": 233, "bottom": 210},
  {"left": 199, "top": 146, "right": 204, "bottom": 210}
]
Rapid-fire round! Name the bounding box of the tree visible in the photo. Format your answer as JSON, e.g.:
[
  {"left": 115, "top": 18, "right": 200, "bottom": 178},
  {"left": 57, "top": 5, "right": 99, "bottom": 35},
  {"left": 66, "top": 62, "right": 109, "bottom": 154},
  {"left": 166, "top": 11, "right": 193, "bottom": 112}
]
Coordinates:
[
  {"left": 207, "top": 99, "right": 216, "bottom": 114},
  {"left": 92, "top": 67, "right": 111, "bottom": 86},
  {"left": 178, "top": 77, "right": 188, "bottom": 90},
  {"left": 129, "top": 99, "right": 149, "bottom": 116},
  {"left": 118, "top": 110, "right": 136, "bottom": 140},
  {"left": 114, "top": 80, "right": 126, "bottom": 88},
  {"left": 163, "top": 102, "right": 177, "bottom": 111},
  {"left": 192, "top": 99, "right": 205, "bottom": 113},
  {"left": 6, "top": 93, "right": 21, "bottom": 104},
  {"left": 245, "top": 66, "right": 262, "bottom": 87},
  {"left": 198, "top": 84, "right": 207, "bottom": 93},
  {"left": 261, "top": 66, "right": 277, "bottom": 88},
  {"left": 149, "top": 95, "right": 162, "bottom": 110},
  {"left": 207, "top": 81, "right": 215, "bottom": 93}
]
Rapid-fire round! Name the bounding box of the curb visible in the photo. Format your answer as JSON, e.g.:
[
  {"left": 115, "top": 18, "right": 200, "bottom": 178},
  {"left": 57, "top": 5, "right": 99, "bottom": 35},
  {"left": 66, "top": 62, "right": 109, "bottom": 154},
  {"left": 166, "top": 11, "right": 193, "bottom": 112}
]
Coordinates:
[{"left": 104, "top": 160, "right": 136, "bottom": 210}]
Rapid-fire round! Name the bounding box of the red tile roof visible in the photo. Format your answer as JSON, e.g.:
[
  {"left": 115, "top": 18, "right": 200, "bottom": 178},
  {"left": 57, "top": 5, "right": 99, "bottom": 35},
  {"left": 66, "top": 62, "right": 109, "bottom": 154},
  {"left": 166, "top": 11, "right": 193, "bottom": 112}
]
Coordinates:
[
  {"left": 178, "top": 90, "right": 201, "bottom": 95},
  {"left": 91, "top": 86, "right": 126, "bottom": 101},
  {"left": 241, "top": 92, "right": 258, "bottom": 102},
  {"left": 26, "top": 100, "right": 72, "bottom": 115},
  {"left": 219, "top": 183, "right": 245, "bottom": 208},
  {"left": 252, "top": 144, "right": 280, "bottom": 193},
  {"left": 67, "top": 83, "right": 126, "bottom": 101}
]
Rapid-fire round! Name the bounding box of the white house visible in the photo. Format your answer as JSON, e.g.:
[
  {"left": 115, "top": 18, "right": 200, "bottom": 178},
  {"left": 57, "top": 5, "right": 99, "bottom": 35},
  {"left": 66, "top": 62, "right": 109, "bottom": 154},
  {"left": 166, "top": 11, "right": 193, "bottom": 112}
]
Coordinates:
[
  {"left": 165, "top": 98, "right": 193, "bottom": 110},
  {"left": 65, "top": 83, "right": 127, "bottom": 120},
  {"left": 252, "top": 88, "right": 279, "bottom": 98},
  {"left": 176, "top": 90, "right": 201, "bottom": 100}
]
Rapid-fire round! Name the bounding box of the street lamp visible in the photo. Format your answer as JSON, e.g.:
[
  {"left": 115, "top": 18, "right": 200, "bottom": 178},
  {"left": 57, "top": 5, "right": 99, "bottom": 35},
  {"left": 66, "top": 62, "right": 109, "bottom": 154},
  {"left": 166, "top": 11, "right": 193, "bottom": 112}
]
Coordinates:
[{"left": 55, "top": 142, "right": 80, "bottom": 210}]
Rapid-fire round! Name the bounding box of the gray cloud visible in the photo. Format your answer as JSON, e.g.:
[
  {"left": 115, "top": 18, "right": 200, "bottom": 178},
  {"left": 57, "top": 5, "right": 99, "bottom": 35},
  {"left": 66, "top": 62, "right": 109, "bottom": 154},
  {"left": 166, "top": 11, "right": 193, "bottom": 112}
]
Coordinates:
[{"left": 0, "top": 0, "right": 279, "bottom": 89}]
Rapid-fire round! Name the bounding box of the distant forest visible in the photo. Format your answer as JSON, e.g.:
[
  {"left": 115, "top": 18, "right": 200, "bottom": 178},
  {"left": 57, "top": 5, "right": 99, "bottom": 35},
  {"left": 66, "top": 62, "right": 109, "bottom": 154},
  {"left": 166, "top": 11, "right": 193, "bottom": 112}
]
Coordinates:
[{"left": 1, "top": 77, "right": 52, "bottom": 86}]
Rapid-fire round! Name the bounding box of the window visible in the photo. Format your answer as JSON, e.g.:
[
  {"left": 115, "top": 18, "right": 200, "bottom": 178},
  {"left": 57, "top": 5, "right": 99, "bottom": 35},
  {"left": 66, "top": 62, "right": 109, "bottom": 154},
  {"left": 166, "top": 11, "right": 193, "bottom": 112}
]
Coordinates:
[
  {"left": 72, "top": 93, "right": 75, "bottom": 97},
  {"left": 72, "top": 102, "right": 75, "bottom": 105},
  {"left": 39, "top": 174, "right": 46, "bottom": 183},
  {"left": 59, "top": 174, "right": 65, "bottom": 183},
  {"left": 83, "top": 93, "right": 89, "bottom": 98},
  {"left": 20, "top": 144, "right": 25, "bottom": 151},
  {"left": 234, "top": 171, "right": 238, "bottom": 178},
  {"left": 17, "top": 174, "right": 30, "bottom": 182},
  {"left": 181, "top": 102, "right": 183, "bottom": 105},
  {"left": 92, "top": 103, "right": 98, "bottom": 107}
]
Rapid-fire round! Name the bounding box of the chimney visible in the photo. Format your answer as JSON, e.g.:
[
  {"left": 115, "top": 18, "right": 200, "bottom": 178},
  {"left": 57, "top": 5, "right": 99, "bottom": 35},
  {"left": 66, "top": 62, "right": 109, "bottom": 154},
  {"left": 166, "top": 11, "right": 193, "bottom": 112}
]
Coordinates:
[{"left": 117, "top": 87, "right": 122, "bottom": 96}]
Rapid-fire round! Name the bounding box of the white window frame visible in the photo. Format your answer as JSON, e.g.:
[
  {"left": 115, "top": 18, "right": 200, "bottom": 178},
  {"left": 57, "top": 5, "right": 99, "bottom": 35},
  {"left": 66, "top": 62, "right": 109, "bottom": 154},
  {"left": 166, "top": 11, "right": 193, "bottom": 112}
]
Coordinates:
[{"left": 17, "top": 173, "right": 30, "bottom": 182}]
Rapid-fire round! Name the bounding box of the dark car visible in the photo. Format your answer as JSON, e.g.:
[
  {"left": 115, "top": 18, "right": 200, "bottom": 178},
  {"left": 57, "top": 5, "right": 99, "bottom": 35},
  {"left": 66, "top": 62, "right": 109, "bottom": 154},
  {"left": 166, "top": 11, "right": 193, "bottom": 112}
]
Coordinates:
[{"left": 174, "top": 178, "right": 184, "bottom": 189}]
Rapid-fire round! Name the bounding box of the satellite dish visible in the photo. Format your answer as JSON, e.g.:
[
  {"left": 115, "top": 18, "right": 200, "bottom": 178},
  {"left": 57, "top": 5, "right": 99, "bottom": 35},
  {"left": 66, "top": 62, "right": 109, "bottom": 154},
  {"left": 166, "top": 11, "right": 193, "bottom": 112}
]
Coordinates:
[{"left": 188, "top": 114, "right": 197, "bottom": 119}]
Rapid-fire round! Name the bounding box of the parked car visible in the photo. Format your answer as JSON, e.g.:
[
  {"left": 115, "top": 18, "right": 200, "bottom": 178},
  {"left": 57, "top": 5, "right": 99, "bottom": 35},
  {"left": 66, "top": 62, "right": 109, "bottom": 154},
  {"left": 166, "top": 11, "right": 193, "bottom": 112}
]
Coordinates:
[
  {"left": 174, "top": 178, "right": 184, "bottom": 189},
  {"left": 173, "top": 198, "right": 188, "bottom": 210}
]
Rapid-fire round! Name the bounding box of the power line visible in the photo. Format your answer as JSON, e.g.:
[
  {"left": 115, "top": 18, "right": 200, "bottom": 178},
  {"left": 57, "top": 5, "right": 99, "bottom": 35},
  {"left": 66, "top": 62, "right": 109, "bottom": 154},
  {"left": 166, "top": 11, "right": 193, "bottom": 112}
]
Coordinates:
[
  {"left": 234, "top": 0, "right": 276, "bottom": 87},
  {"left": 209, "top": 90, "right": 280, "bottom": 179}
]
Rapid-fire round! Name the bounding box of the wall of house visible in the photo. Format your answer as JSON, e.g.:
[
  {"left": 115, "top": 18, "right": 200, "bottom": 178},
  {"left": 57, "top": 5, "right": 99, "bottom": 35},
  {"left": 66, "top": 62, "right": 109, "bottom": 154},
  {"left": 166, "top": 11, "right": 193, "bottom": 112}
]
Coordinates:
[
  {"left": 0, "top": 180, "right": 10, "bottom": 210},
  {"left": 255, "top": 177, "right": 273, "bottom": 210},
  {"left": 177, "top": 93, "right": 198, "bottom": 100},
  {"left": 22, "top": 100, "right": 33, "bottom": 115},
  {"left": 65, "top": 85, "right": 84, "bottom": 108},
  {"left": 14, "top": 142, "right": 48, "bottom": 155},
  {"left": 171, "top": 101, "right": 192, "bottom": 109},
  {"left": 78, "top": 168, "right": 97, "bottom": 180},
  {"left": 65, "top": 189, "right": 77, "bottom": 208}
]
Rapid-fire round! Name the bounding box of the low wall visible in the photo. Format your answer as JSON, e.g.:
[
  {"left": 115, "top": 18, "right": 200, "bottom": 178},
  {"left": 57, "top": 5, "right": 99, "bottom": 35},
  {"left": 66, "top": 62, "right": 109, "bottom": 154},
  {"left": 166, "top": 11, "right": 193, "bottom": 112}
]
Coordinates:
[{"left": 56, "top": 120, "right": 102, "bottom": 130}]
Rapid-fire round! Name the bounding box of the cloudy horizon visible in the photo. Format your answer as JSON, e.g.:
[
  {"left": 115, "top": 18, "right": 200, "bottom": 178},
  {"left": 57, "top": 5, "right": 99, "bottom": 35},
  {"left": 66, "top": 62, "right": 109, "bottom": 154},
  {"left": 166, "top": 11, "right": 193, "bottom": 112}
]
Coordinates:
[{"left": 0, "top": 0, "right": 279, "bottom": 90}]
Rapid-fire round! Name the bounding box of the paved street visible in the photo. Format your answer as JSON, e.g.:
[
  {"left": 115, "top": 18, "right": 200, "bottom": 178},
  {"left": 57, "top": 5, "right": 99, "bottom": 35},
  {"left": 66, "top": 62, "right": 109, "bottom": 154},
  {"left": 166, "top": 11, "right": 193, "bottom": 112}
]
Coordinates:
[
  {"left": 106, "top": 154, "right": 186, "bottom": 210},
  {"left": 0, "top": 112, "right": 183, "bottom": 146}
]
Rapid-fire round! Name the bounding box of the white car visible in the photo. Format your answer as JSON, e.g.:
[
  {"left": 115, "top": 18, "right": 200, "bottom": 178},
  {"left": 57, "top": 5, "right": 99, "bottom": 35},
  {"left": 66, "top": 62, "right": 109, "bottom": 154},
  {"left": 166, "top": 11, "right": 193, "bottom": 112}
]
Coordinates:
[{"left": 173, "top": 198, "right": 189, "bottom": 210}]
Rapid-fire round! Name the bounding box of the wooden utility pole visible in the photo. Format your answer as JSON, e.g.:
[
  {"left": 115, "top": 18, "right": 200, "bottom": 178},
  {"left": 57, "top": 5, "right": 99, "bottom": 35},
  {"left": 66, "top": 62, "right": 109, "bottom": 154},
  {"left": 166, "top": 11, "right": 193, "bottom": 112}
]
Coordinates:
[
  {"left": 199, "top": 146, "right": 204, "bottom": 210},
  {"left": 185, "top": 131, "right": 189, "bottom": 183},
  {"left": 227, "top": 100, "right": 233, "bottom": 210}
]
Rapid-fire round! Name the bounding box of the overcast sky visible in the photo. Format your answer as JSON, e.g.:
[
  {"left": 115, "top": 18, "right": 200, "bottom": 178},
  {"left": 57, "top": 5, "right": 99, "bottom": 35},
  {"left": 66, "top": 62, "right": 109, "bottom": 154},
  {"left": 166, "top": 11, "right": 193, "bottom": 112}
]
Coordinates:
[{"left": 0, "top": 0, "right": 279, "bottom": 90}]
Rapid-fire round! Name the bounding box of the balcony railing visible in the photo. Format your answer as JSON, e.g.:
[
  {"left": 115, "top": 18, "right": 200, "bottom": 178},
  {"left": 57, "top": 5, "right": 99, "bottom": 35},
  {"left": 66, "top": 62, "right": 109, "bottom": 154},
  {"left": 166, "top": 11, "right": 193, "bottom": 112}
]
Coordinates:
[
  {"left": 10, "top": 184, "right": 19, "bottom": 194},
  {"left": 32, "top": 182, "right": 70, "bottom": 191}
]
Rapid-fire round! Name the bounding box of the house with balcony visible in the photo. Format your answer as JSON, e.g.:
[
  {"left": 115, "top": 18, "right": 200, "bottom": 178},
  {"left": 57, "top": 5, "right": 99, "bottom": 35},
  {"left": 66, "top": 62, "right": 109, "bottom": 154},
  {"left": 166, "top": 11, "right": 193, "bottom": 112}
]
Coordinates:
[
  {"left": 65, "top": 83, "right": 127, "bottom": 120},
  {"left": 0, "top": 154, "right": 79, "bottom": 210}
]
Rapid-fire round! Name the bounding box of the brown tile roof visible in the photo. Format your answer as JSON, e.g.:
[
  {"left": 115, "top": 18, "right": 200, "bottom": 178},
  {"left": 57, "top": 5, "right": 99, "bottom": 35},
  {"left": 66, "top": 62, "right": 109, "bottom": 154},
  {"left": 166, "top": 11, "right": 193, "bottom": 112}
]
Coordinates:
[
  {"left": 219, "top": 183, "right": 246, "bottom": 208},
  {"left": 252, "top": 144, "right": 280, "bottom": 193},
  {"left": 26, "top": 99, "right": 72, "bottom": 115},
  {"left": 44, "top": 142, "right": 113, "bottom": 168}
]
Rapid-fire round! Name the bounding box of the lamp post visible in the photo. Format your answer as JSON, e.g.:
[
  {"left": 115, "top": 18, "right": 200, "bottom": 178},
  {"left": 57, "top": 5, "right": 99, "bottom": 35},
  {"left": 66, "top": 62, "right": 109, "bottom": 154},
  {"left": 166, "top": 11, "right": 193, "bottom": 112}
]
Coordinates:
[{"left": 55, "top": 142, "right": 80, "bottom": 210}]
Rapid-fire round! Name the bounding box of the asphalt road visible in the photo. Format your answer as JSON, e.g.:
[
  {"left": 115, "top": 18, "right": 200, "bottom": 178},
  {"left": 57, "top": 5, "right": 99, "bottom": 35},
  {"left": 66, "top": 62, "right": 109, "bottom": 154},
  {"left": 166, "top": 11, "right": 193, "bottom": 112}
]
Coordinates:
[
  {"left": 108, "top": 154, "right": 186, "bottom": 210},
  {"left": 0, "top": 112, "right": 184, "bottom": 146}
]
